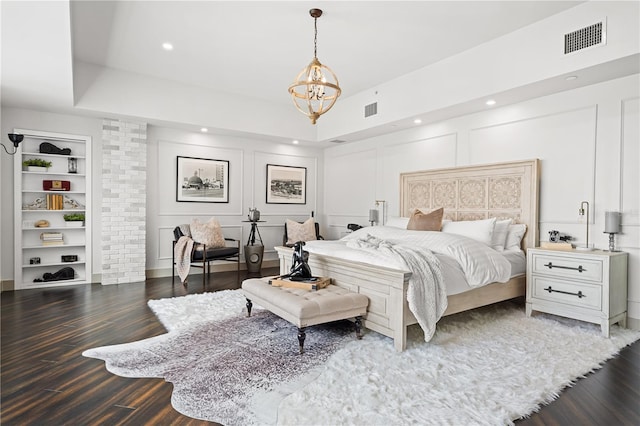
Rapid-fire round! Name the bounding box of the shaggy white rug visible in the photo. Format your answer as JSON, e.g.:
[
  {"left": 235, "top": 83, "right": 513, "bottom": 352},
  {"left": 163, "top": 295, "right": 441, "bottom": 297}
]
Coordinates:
[{"left": 84, "top": 290, "right": 640, "bottom": 426}]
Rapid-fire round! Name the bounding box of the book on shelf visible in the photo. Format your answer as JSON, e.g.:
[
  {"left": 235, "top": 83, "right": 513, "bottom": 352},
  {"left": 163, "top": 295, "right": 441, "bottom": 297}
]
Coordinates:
[
  {"left": 41, "top": 240, "right": 64, "bottom": 246},
  {"left": 46, "top": 194, "right": 64, "bottom": 210}
]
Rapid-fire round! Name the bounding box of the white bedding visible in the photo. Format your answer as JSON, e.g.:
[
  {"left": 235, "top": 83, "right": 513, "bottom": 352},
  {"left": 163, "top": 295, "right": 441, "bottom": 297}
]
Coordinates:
[{"left": 305, "top": 226, "right": 514, "bottom": 291}]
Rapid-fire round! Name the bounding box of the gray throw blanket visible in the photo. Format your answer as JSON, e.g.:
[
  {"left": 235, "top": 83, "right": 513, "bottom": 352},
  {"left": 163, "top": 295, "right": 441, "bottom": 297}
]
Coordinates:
[
  {"left": 346, "top": 234, "right": 447, "bottom": 341},
  {"left": 174, "top": 236, "right": 195, "bottom": 283}
]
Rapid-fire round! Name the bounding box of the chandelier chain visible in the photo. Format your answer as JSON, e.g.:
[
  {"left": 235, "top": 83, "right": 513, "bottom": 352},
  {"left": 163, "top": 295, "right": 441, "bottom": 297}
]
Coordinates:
[{"left": 313, "top": 17, "right": 318, "bottom": 58}]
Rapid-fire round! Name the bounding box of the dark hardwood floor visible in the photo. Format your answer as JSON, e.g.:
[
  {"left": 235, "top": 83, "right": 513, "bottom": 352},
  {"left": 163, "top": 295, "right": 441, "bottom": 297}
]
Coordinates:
[{"left": 2, "top": 268, "right": 639, "bottom": 425}]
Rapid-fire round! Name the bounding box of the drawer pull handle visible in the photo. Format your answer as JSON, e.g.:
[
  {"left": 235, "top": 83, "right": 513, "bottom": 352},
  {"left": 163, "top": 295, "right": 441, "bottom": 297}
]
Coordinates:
[
  {"left": 544, "top": 262, "right": 585, "bottom": 273},
  {"left": 544, "top": 286, "right": 586, "bottom": 298}
]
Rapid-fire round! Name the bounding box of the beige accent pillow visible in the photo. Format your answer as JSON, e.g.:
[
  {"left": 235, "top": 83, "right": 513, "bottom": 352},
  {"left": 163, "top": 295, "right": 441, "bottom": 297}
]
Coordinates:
[
  {"left": 406, "top": 208, "right": 444, "bottom": 231},
  {"left": 286, "top": 218, "right": 317, "bottom": 245},
  {"left": 190, "top": 218, "right": 226, "bottom": 248}
]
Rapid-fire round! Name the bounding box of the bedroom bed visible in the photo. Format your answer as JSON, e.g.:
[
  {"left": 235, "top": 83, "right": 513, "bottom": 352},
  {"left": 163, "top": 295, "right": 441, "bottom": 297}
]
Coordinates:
[{"left": 275, "top": 159, "right": 540, "bottom": 351}]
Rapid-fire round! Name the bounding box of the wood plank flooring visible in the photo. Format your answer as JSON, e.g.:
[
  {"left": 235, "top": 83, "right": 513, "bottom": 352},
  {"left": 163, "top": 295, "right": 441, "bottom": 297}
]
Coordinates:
[{"left": 2, "top": 268, "right": 639, "bottom": 425}]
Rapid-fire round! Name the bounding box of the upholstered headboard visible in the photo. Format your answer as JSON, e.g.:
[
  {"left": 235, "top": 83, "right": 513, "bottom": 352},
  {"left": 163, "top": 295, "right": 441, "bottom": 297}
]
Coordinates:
[{"left": 400, "top": 159, "right": 540, "bottom": 251}]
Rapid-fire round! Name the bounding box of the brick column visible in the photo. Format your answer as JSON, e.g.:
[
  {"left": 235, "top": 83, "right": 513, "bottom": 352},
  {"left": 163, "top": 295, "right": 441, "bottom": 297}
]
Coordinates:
[{"left": 101, "top": 119, "right": 147, "bottom": 284}]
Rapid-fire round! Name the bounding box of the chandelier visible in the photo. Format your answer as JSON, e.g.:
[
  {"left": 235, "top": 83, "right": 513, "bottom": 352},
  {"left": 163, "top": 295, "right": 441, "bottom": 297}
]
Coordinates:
[{"left": 288, "top": 8, "right": 341, "bottom": 125}]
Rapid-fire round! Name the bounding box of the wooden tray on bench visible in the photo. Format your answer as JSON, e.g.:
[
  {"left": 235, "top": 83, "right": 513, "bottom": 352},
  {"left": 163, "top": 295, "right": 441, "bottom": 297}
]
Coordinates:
[{"left": 268, "top": 276, "right": 331, "bottom": 291}]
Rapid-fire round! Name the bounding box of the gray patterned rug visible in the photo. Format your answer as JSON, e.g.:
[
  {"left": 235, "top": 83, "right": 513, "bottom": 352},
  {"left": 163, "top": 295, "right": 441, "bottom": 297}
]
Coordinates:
[
  {"left": 83, "top": 292, "right": 354, "bottom": 425},
  {"left": 84, "top": 290, "right": 640, "bottom": 426}
]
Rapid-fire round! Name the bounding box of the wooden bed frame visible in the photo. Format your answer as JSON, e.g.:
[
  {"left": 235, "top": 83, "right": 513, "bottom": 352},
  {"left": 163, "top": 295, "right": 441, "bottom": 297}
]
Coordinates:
[{"left": 275, "top": 159, "right": 540, "bottom": 351}]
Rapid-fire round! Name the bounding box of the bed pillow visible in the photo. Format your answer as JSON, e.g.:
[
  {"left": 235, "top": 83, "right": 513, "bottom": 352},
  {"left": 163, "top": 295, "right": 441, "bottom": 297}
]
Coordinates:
[
  {"left": 406, "top": 208, "right": 444, "bottom": 231},
  {"left": 441, "top": 217, "right": 497, "bottom": 246},
  {"left": 190, "top": 218, "right": 226, "bottom": 248},
  {"left": 491, "top": 219, "right": 513, "bottom": 252},
  {"left": 386, "top": 216, "right": 410, "bottom": 229},
  {"left": 504, "top": 223, "right": 527, "bottom": 251},
  {"left": 286, "top": 218, "right": 317, "bottom": 245}
]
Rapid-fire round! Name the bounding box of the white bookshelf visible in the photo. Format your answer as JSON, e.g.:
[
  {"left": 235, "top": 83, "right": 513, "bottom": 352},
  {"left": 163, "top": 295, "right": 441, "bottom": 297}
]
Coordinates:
[{"left": 13, "top": 129, "right": 92, "bottom": 289}]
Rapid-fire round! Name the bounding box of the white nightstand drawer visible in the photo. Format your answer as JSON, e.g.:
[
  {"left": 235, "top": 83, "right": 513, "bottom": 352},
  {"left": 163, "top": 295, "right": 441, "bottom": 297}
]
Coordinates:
[
  {"left": 531, "top": 276, "right": 601, "bottom": 310},
  {"left": 532, "top": 253, "right": 603, "bottom": 283}
]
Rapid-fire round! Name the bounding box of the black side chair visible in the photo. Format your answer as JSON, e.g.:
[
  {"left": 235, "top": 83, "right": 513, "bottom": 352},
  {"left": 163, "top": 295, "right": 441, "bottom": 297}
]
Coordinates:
[
  {"left": 282, "top": 221, "right": 324, "bottom": 247},
  {"left": 172, "top": 226, "right": 240, "bottom": 286}
]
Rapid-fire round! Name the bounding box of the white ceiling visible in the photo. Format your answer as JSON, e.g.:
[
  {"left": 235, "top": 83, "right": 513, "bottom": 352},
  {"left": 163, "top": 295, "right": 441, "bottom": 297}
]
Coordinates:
[{"left": 70, "top": 1, "right": 583, "bottom": 106}]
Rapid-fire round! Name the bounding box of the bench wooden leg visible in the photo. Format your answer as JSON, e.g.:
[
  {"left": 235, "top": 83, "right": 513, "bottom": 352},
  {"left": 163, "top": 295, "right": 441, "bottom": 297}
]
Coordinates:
[
  {"left": 245, "top": 298, "right": 253, "bottom": 317},
  {"left": 355, "top": 316, "right": 363, "bottom": 340},
  {"left": 297, "top": 327, "right": 306, "bottom": 354}
]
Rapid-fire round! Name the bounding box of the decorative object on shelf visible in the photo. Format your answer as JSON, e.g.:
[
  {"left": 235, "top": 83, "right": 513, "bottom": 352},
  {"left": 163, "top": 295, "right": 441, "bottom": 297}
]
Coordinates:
[
  {"left": 368, "top": 209, "right": 378, "bottom": 226},
  {"left": 375, "top": 199, "right": 387, "bottom": 226},
  {"left": 23, "top": 158, "right": 52, "bottom": 172},
  {"left": 43, "top": 180, "right": 70, "bottom": 191},
  {"left": 40, "top": 232, "right": 64, "bottom": 246},
  {"left": 46, "top": 194, "right": 64, "bottom": 210},
  {"left": 34, "top": 220, "right": 50, "bottom": 228},
  {"left": 176, "top": 156, "right": 229, "bottom": 203},
  {"left": 604, "top": 211, "right": 621, "bottom": 252},
  {"left": 61, "top": 255, "right": 78, "bottom": 263},
  {"left": 541, "top": 230, "right": 573, "bottom": 250},
  {"left": 2, "top": 133, "right": 23, "bottom": 155},
  {"left": 288, "top": 8, "right": 341, "bottom": 124},
  {"left": 33, "top": 266, "right": 75, "bottom": 282},
  {"left": 29, "top": 257, "right": 41, "bottom": 265},
  {"left": 23, "top": 198, "right": 47, "bottom": 210},
  {"left": 63, "top": 195, "right": 84, "bottom": 209},
  {"left": 39, "top": 141, "right": 71, "bottom": 155},
  {"left": 248, "top": 207, "right": 260, "bottom": 222},
  {"left": 576, "top": 200, "right": 594, "bottom": 251},
  {"left": 63, "top": 213, "right": 85, "bottom": 227},
  {"left": 266, "top": 164, "right": 306, "bottom": 204},
  {"left": 68, "top": 157, "right": 78, "bottom": 173}
]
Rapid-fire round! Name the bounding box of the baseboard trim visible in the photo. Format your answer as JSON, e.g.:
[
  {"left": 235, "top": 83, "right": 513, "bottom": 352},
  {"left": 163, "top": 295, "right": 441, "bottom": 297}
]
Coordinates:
[
  {"left": 627, "top": 316, "right": 640, "bottom": 331},
  {"left": 1, "top": 280, "right": 15, "bottom": 292},
  {"left": 145, "top": 259, "right": 280, "bottom": 279}
]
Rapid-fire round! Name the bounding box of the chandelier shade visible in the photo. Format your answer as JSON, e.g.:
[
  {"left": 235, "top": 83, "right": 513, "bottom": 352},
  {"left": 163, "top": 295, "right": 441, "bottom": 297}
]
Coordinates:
[{"left": 288, "top": 8, "right": 341, "bottom": 125}]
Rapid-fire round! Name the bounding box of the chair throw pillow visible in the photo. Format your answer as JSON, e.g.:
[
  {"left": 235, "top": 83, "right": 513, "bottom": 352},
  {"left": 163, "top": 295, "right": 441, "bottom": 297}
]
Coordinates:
[
  {"left": 190, "top": 218, "right": 226, "bottom": 248},
  {"left": 406, "top": 207, "right": 444, "bottom": 231},
  {"left": 286, "top": 218, "right": 317, "bottom": 245}
]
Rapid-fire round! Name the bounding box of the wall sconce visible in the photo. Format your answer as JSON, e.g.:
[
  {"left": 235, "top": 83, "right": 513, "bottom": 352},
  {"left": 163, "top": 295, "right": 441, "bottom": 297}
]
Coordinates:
[
  {"left": 375, "top": 200, "right": 386, "bottom": 226},
  {"left": 2, "top": 133, "right": 24, "bottom": 155},
  {"left": 577, "top": 201, "right": 594, "bottom": 251},
  {"left": 603, "top": 211, "right": 621, "bottom": 252}
]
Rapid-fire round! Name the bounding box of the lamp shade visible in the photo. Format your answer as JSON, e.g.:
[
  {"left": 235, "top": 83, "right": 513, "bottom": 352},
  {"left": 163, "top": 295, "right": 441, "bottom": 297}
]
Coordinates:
[
  {"left": 369, "top": 209, "right": 379, "bottom": 223},
  {"left": 604, "top": 211, "right": 621, "bottom": 233}
]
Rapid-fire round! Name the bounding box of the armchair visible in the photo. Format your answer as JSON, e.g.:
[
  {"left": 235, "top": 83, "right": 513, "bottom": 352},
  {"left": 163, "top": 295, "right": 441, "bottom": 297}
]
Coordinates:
[{"left": 172, "top": 224, "right": 240, "bottom": 286}]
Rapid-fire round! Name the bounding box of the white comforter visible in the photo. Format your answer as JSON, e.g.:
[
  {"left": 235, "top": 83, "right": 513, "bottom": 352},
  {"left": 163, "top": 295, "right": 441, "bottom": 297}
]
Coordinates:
[
  {"left": 306, "top": 226, "right": 512, "bottom": 288},
  {"left": 303, "top": 227, "right": 512, "bottom": 342}
]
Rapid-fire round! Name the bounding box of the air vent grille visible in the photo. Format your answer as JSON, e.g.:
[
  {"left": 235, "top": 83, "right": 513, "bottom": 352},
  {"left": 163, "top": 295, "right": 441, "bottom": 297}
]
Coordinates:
[
  {"left": 564, "top": 21, "right": 604, "bottom": 54},
  {"left": 364, "top": 102, "right": 378, "bottom": 118}
]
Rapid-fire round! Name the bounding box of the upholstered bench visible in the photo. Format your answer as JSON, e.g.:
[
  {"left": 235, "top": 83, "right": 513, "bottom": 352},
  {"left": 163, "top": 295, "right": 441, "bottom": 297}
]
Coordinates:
[{"left": 241, "top": 278, "right": 369, "bottom": 354}]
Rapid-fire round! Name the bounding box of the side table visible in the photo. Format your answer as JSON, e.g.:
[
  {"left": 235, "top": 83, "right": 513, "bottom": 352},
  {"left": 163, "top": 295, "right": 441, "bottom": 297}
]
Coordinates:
[{"left": 243, "top": 220, "right": 265, "bottom": 272}]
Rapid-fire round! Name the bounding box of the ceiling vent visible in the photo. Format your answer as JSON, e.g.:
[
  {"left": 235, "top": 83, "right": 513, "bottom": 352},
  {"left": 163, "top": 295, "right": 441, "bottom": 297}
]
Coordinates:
[
  {"left": 564, "top": 20, "right": 606, "bottom": 54},
  {"left": 364, "top": 102, "right": 378, "bottom": 118},
  {"left": 330, "top": 139, "right": 346, "bottom": 144}
]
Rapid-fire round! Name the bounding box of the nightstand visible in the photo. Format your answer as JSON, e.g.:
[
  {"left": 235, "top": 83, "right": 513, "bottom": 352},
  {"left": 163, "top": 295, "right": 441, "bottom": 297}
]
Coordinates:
[{"left": 526, "top": 248, "right": 628, "bottom": 337}]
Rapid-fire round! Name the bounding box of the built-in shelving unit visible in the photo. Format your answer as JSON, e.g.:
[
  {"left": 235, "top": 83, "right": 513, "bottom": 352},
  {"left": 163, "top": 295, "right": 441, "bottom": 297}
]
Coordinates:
[{"left": 13, "top": 129, "right": 92, "bottom": 289}]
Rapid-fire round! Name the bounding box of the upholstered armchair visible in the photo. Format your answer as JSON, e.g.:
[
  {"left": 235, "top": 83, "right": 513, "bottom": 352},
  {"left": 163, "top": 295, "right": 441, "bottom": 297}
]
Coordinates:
[
  {"left": 282, "top": 218, "right": 324, "bottom": 247},
  {"left": 172, "top": 222, "right": 240, "bottom": 286}
]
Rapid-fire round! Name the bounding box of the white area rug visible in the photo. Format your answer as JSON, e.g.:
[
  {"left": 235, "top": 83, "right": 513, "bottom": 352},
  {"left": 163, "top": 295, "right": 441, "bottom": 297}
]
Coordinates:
[{"left": 84, "top": 290, "right": 640, "bottom": 426}]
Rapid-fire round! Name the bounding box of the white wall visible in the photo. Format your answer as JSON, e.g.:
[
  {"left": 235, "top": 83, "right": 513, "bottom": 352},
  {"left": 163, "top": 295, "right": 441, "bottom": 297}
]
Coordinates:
[
  {"left": 0, "top": 108, "right": 324, "bottom": 286},
  {"left": 323, "top": 74, "right": 640, "bottom": 325}
]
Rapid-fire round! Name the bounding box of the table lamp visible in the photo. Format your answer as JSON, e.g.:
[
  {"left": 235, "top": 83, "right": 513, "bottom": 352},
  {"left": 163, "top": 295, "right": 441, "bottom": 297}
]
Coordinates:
[
  {"left": 576, "top": 201, "right": 594, "bottom": 251},
  {"left": 603, "top": 211, "right": 621, "bottom": 252}
]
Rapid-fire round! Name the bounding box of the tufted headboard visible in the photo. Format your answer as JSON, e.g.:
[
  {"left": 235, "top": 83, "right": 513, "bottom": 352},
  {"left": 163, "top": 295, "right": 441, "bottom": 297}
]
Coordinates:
[{"left": 400, "top": 159, "right": 540, "bottom": 251}]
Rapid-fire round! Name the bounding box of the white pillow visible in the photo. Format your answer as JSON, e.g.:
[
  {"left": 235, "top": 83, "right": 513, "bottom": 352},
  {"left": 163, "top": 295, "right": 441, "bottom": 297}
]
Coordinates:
[
  {"left": 386, "top": 216, "right": 410, "bottom": 229},
  {"left": 286, "top": 218, "right": 317, "bottom": 245},
  {"left": 190, "top": 218, "right": 226, "bottom": 248},
  {"left": 504, "top": 224, "right": 527, "bottom": 251},
  {"left": 491, "top": 219, "right": 513, "bottom": 252},
  {"left": 441, "top": 217, "right": 497, "bottom": 246}
]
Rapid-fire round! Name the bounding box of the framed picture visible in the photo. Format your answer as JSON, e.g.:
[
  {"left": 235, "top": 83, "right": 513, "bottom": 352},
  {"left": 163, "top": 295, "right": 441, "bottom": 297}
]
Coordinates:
[
  {"left": 266, "top": 164, "right": 306, "bottom": 204},
  {"left": 176, "top": 156, "right": 229, "bottom": 203}
]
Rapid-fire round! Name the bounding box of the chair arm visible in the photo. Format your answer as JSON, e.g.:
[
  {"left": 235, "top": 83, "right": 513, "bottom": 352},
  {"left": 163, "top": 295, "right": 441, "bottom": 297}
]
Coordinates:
[{"left": 224, "top": 238, "right": 240, "bottom": 248}]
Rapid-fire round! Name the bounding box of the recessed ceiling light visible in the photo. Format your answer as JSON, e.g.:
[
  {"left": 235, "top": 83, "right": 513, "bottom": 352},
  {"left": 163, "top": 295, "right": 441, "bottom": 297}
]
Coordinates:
[
  {"left": 292, "top": 140, "right": 299, "bottom": 145},
  {"left": 486, "top": 99, "right": 496, "bottom": 106},
  {"left": 565, "top": 75, "right": 578, "bottom": 81},
  {"left": 200, "top": 128, "right": 208, "bottom": 133},
  {"left": 162, "top": 42, "right": 173, "bottom": 51},
  {"left": 413, "top": 119, "right": 422, "bottom": 124}
]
